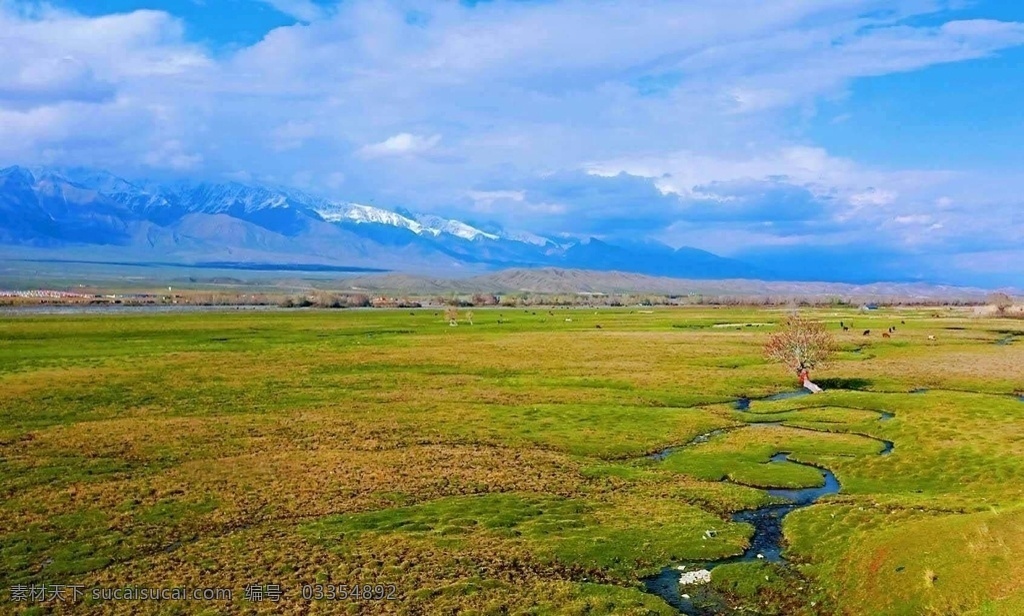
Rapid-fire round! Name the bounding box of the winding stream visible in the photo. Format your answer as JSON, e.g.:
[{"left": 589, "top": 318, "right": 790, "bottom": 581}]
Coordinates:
[
  {"left": 641, "top": 393, "right": 894, "bottom": 615},
  {"left": 734, "top": 389, "right": 810, "bottom": 411}
]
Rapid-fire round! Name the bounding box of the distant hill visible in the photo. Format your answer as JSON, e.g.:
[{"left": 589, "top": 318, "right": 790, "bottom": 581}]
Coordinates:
[{"left": 327, "top": 268, "right": 1000, "bottom": 300}]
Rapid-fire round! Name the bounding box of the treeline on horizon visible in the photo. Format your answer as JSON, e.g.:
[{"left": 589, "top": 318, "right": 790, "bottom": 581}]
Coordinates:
[{"left": 1, "top": 289, "right": 1014, "bottom": 310}]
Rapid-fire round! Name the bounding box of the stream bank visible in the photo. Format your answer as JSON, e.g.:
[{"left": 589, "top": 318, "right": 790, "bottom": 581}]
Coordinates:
[{"left": 641, "top": 393, "right": 894, "bottom": 615}]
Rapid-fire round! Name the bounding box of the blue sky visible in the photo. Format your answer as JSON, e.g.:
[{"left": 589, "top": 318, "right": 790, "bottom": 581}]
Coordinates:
[{"left": 0, "top": 0, "right": 1022, "bottom": 286}]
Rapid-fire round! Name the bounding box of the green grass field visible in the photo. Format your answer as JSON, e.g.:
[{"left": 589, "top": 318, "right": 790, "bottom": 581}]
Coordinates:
[{"left": 1, "top": 306, "right": 1022, "bottom": 615}]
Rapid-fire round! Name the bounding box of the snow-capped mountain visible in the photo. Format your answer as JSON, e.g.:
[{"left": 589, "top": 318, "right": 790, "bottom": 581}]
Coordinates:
[
  {"left": 0, "top": 165, "right": 765, "bottom": 279},
  {"left": 316, "top": 202, "right": 424, "bottom": 232},
  {"left": 413, "top": 214, "right": 500, "bottom": 241},
  {"left": 313, "top": 202, "right": 503, "bottom": 242},
  {"left": 498, "top": 230, "right": 558, "bottom": 247}
]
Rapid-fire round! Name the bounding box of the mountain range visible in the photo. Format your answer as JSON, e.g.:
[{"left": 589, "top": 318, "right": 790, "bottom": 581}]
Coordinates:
[{"left": 0, "top": 165, "right": 766, "bottom": 279}]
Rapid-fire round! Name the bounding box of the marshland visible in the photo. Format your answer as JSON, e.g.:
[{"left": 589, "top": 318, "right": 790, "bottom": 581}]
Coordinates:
[{"left": 1, "top": 305, "right": 1022, "bottom": 615}]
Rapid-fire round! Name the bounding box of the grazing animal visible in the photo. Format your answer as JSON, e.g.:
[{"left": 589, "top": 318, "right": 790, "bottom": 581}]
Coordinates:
[
  {"left": 843, "top": 326, "right": 850, "bottom": 331},
  {"left": 565, "top": 318, "right": 573, "bottom": 322},
  {"left": 883, "top": 332, "right": 891, "bottom": 339},
  {"left": 840, "top": 321, "right": 844, "bottom": 328},
  {"left": 863, "top": 330, "right": 871, "bottom": 336},
  {"left": 595, "top": 324, "right": 602, "bottom": 329},
  {"left": 928, "top": 335, "right": 936, "bottom": 340},
  {"left": 901, "top": 320, "right": 906, "bottom": 324}
]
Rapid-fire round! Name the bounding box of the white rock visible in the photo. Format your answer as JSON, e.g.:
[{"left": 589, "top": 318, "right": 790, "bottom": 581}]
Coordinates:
[{"left": 679, "top": 569, "right": 712, "bottom": 586}]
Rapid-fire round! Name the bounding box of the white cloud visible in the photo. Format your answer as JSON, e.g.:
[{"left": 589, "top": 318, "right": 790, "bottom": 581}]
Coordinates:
[
  {"left": 270, "top": 120, "right": 317, "bottom": 151},
  {"left": 357, "top": 133, "right": 441, "bottom": 159},
  {"left": 691, "top": 19, "right": 1024, "bottom": 113},
  {"left": 893, "top": 214, "right": 932, "bottom": 225},
  {"left": 143, "top": 139, "right": 202, "bottom": 170},
  {"left": 223, "top": 170, "right": 253, "bottom": 182},
  {"left": 290, "top": 170, "right": 314, "bottom": 187},
  {"left": 586, "top": 147, "right": 863, "bottom": 200},
  {"left": 467, "top": 189, "right": 525, "bottom": 210},
  {"left": 324, "top": 171, "right": 346, "bottom": 189},
  {"left": 0, "top": 56, "right": 114, "bottom": 109},
  {"left": 585, "top": 146, "right": 962, "bottom": 230},
  {"left": 0, "top": 3, "right": 209, "bottom": 170},
  {"left": 522, "top": 201, "right": 568, "bottom": 215},
  {"left": 0, "top": 7, "right": 209, "bottom": 84},
  {"left": 257, "top": 1, "right": 326, "bottom": 22},
  {"left": 849, "top": 189, "right": 898, "bottom": 208}
]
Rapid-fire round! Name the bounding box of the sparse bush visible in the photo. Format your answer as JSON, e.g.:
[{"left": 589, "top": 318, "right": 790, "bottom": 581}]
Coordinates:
[
  {"left": 311, "top": 293, "right": 343, "bottom": 308},
  {"left": 346, "top": 294, "right": 372, "bottom": 308},
  {"left": 472, "top": 293, "right": 499, "bottom": 306}
]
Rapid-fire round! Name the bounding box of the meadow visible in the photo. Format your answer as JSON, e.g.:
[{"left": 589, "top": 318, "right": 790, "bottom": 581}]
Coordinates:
[{"left": 0, "top": 305, "right": 1021, "bottom": 615}]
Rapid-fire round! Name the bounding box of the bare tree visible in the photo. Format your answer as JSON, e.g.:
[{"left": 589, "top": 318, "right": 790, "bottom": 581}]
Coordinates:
[
  {"left": 444, "top": 305, "right": 459, "bottom": 326},
  {"left": 988, "top": 292, "right": 1014, "bottom": 315},
  {"left": 764, "top": 314, "right": 835, "bottom": 393}
]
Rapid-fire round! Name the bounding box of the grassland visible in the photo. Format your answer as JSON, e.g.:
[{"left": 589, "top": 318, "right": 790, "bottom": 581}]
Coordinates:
[{"left": 0, "top": 305, "right": 1021, "bottom": 615}]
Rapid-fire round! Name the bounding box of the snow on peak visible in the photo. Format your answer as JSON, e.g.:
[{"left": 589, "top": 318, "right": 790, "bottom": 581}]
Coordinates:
[
  {"left": 415, "top": 214, "right": 499, "bottom": 241},
  {"left": 2, "top": 168, "right": 548, "bottom": 247},
  {"left": 314, "top": 202, "right": 424, "bottom": 234},
  {"left": 500, "top": 230, "right": 555, "bottom": 247},
  {"left": 207, "top": 184, "right": 292, "bottom": 211},
  {"left": 314, "top": 202, "right": 502, "bottom": 242}
]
